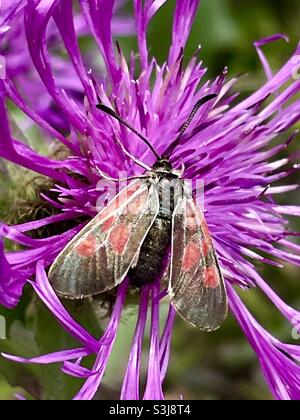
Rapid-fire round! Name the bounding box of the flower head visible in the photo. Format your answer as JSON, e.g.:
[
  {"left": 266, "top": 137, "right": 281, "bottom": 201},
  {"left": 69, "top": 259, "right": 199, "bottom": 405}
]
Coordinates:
[
  {"left": 1, "top": 0, "right": 300, "bottom": 400},
  {"left": 0, "top": 0, "right": 134, "bottom": 132}
]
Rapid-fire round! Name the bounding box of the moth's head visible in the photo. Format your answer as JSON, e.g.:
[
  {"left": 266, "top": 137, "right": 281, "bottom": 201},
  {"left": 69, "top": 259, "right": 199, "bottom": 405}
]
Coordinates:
[{"left": 152, "top": 159, "right": 173, "bottom": 173}]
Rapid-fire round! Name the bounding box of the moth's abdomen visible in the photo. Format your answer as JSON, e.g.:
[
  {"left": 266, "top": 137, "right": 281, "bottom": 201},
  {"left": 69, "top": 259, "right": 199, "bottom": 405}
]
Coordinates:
[{"left": 129, "top": 217, "right": 171, "bottom": 287}]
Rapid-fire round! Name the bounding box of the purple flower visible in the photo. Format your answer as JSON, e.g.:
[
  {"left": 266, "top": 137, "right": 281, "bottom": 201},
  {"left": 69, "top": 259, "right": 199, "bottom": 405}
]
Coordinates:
[
  {"left": 0, "top": 0, "right": 134, "bottom": 132},
  {"left": 1, "top": 0, "right": 300, "bottom": 400}
]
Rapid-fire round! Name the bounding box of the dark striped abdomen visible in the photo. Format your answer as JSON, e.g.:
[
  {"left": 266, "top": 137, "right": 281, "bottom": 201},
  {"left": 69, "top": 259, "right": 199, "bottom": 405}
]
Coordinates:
[
  {"left": 129, "top": 216, "right": 171, "bottom": 287},
  {"left": 129, "top": 176, "right": 182, "bottom": 287}
]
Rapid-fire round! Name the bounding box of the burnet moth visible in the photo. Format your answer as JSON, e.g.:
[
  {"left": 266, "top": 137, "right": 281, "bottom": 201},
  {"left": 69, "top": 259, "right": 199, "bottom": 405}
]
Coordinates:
[{"left": 49, "top": 95, "right": 228, "bottom": 332}]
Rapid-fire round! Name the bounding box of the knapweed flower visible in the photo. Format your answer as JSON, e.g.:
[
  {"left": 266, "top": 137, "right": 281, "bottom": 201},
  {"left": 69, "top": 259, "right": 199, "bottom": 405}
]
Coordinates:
[
  {"left": 0, "top": 0, "right": 134, "bottom": 132},
  {"left": 1, "top": 0, "right": 300, "bottom": 400}
]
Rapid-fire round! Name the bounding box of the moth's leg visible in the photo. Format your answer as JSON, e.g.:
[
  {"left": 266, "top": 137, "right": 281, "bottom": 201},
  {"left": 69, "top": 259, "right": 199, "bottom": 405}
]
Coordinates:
[
  {"left": 119, "top": 175, "right": 150, "bottom": 182},
  {"left": 95, "top": 166, "right": 149, "bottom": 182}
]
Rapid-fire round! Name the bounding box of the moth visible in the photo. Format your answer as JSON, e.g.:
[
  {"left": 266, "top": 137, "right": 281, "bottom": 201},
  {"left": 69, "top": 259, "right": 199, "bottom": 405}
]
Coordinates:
[{"left": 49, "top": 95, "right": 228, "bottom": 331}]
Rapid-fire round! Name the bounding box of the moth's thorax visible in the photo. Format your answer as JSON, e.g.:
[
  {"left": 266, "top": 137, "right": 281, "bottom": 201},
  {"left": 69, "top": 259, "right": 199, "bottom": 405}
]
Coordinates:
[
  {"left": 129, "top": 160, "right": 183, "bottom": 288},
  {"left": 150, "top": 159, "right": 182, "bottom": 179},
  {"left": 152, "top": 159, "right": 173, "bottom": 172}
]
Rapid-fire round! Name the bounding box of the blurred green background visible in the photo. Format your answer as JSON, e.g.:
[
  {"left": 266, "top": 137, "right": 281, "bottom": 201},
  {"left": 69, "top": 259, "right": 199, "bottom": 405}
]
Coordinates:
[{"left": 1, "top": 0, "right": 300, "bottom": 400}]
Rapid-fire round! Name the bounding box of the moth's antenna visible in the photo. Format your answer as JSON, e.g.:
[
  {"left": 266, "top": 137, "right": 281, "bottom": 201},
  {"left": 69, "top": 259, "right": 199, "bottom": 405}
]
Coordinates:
[
  {"left": 162, "top": 94, "right": 217, "bottom": 158},
  {"left": 96, "top": 104, "right": 160, "bottom": 160}
]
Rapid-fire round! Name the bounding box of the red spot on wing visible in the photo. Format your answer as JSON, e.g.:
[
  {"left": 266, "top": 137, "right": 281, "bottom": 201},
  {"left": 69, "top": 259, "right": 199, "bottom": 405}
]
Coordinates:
[
  {"left": 101, "top": 216, "right": 116, "bottom": 233},
  {"left": 203, "top": 266, "right": 220, "bottom": 289},
  {"left": 75, "top": 234, "right": 96, "bottom": 258},
  {"left": 109, "top": 223, "right": 130, "bottom": 255},
  {"left": 182, "top": 242, "right": 201, "bottom": 272},
  {"left": 186, "top": 200, "right": 213, "bottom": 247},
  {"left": 202, "top": 240, "right": 210, "bottom": 258}
]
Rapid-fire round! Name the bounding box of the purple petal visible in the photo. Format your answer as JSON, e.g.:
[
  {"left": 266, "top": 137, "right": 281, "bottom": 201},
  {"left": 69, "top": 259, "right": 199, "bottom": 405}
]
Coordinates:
[
  {"left": 254, "top": 34, "right": 289, "bottom": 80},
  {"left": 160, "top": 305, "right": 176, "bottom": 383},
  {"left": 143, "top": 282, "right": 164, "bottom": 400},
  {"left": 0, "top": 240, "right": 22, "bottom": 308},
  {"left": 74, "top": 279, "right": 129, "bottom": 400},
  {"left": 24, "top": 0, "right": 85, "bottom": 132},
  {"left": 133, "top": 0, "right": 168, "bottom": 70},
  {"left": 62, "top": 361, "right": 97, "bottom": 379},
  {"left": 33, "top": 261, "right": 99, "bottom": 351},
  {"left": 121, "top": 287, "right": 150, "bottom": 400},
  {"left": 228, "top": 284, "right": 300, "bottom": 400},
  {"left": 79, "top": 0, "right": 121, "bottom": 83},
  {"left": 2, "top": 348, "right": 91, "bottom": 365},
  {"left": 168, "top": 0, "right": 200, "bottom": 66}
]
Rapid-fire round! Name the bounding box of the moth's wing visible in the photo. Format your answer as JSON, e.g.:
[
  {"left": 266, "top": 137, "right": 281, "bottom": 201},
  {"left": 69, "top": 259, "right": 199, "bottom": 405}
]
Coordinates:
[
  {"left": 169, "top": 195, "right": 228, "bottom": 331},
  {"left": 49, "top": 180, "right": 159, "bottom": 298}
]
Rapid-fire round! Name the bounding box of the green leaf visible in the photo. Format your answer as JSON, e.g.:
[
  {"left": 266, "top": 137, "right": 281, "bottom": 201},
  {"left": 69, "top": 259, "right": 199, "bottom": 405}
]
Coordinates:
[
  {"left": 35, "top": 298, "right": 103, "bottom": 400},
  {"left": 0, "top": 320, "right": 41, "bottom": 399}
]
